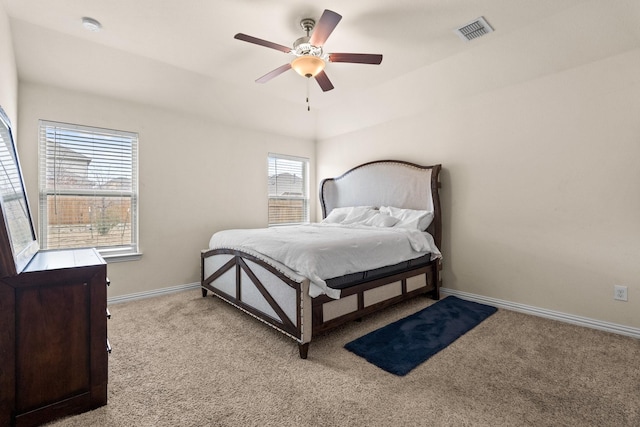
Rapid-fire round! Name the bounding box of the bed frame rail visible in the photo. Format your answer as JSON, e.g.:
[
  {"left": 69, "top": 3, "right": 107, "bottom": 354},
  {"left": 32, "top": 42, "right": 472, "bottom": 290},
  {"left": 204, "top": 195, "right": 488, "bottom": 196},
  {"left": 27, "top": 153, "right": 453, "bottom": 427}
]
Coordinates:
[{"left": 312, "top": 261, "right": 439, "bottom": 335}]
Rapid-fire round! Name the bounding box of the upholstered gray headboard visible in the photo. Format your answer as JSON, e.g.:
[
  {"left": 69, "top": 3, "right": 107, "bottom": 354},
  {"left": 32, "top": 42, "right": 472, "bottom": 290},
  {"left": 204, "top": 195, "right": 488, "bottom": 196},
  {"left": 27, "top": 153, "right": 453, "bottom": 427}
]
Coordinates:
[{"left": 320, "top": 160, "right": 442, "bottom": 247}]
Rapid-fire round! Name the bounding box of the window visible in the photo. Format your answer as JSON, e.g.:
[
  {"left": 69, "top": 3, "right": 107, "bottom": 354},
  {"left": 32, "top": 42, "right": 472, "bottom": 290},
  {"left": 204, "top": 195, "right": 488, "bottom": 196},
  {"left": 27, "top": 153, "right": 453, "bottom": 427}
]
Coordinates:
[
  {"left": 38, "top": 120, "right": 139, "bottom": 260},
  {"left": 268, "top": 153, "right": 309, "bottom": 226}
]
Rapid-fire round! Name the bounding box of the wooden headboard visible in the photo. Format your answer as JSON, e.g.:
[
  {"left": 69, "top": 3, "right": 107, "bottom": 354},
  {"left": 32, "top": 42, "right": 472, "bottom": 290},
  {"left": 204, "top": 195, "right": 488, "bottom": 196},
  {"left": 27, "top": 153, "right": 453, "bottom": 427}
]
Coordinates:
[{"left": 319, "top": 160, "right": 442, "bottom": 248}]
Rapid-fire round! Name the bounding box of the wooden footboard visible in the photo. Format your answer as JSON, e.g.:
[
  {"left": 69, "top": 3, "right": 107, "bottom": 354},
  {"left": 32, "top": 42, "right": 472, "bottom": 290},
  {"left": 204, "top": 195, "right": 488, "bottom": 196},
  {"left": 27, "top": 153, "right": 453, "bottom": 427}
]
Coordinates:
[
  {"left": 201, "top": 248, "right": 440, "bottom": 359},
  {"left": 201, "top": 248, "right": 313, "bottom": 358}
]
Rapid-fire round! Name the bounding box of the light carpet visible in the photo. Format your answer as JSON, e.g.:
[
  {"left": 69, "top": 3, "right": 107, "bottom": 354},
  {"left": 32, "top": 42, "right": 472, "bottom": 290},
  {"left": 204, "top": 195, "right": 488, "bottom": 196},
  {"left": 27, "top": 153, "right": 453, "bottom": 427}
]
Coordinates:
[{"left": 46, "top": 290, "right": 640, "bottom": 426}]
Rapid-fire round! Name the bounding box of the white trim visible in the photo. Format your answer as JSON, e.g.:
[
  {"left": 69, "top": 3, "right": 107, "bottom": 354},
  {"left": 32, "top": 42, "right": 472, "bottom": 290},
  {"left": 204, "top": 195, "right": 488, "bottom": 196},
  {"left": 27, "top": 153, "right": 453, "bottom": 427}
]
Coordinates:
[
  {"left": 108, "top": 282, "right": 200, "bottom": 305},
  {"left": 441, "top": 287, "right": 640, "bottom": 340},
  {"left": 103, "top": 252, "right": 143, "bottom": 263},
  {"left": 106, "top": 283, "right": 640, "bottom": 340}
]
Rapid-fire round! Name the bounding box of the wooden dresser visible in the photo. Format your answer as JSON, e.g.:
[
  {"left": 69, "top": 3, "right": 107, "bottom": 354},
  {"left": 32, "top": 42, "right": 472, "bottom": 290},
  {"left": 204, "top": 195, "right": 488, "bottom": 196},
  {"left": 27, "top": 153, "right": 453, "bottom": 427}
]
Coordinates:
[{"left": 0, "top": 248, "right": 109, "bottom": 427}]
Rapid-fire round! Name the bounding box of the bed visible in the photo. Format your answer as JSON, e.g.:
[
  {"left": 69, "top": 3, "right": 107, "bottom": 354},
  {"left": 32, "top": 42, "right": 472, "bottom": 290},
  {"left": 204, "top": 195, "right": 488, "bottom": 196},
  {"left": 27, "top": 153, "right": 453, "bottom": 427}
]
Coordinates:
[{"left": 201, "top": 160, "right": 442, "bottom": 358}]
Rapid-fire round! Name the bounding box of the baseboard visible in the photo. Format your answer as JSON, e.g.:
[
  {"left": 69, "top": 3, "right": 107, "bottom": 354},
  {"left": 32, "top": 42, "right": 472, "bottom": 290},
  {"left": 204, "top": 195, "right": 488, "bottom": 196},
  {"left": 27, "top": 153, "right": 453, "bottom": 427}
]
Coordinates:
[
  {"left": 440, "top": 287, "right": 640, "bottom": 340},
  {"left": 108, "top": 282, "right": 201, "bottom": 305},
  {"left": 108, "top": 284, "right": 640, "bottom": 339}
]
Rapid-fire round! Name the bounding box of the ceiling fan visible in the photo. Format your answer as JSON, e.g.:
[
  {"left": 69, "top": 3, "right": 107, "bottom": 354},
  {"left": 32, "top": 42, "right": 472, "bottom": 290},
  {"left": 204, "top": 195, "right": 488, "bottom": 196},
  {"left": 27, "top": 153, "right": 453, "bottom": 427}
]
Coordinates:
[{"left": 234, "top": 9, "right": 383, "bottom": 92}]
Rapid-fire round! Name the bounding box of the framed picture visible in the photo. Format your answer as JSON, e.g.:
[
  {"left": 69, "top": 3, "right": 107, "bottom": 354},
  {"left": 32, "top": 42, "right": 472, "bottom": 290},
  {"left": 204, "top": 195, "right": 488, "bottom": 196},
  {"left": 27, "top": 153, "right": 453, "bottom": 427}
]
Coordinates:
[{"left": 0, "top": 105, "right": 39, "bottom": 277}]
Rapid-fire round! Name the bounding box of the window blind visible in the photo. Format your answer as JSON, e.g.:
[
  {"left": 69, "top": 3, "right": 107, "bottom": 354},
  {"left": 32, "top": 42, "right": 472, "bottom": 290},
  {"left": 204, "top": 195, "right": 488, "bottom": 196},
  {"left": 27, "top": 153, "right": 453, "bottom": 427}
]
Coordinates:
[
  {"left": 268, "top": 153, "right": 309, "bottom": 225},
  {"left": 38, "top": 120, "right": 139, "bottom": 258}
]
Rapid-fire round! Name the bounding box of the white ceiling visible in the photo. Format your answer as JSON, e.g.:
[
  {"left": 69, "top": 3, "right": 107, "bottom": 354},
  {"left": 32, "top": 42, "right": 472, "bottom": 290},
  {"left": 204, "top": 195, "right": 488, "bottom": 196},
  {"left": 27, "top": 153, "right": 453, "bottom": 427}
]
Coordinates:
[{"left": 3, "top": 0, "right": 639, "bottom": 139}]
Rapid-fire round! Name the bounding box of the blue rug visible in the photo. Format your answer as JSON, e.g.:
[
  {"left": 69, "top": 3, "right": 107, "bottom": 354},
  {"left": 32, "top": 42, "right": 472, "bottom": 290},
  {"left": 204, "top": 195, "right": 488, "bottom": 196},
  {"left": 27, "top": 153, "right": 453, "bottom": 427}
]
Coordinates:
[{"left": 344, "top": 296, "right": 497, "bottom": 376}]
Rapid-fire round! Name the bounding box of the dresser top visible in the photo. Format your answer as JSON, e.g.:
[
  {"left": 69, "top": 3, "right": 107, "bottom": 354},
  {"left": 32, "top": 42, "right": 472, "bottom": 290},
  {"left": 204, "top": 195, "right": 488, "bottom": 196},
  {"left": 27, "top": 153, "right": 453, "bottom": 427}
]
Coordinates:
[{"left": 23, "top": 248, "right": 105, "bottom": 273}]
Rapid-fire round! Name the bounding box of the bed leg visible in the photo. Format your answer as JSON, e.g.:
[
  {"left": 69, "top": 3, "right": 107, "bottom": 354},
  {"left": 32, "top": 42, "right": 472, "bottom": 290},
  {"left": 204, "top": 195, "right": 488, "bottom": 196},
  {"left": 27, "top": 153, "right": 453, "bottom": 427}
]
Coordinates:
[
  {"left": 201, "top": 287, "right": 208, "bottom": 297},
  {"left": 298, "top": 343, "right": 309, "bottom": 359},
  {"left": 428, "top": 262, "right": 441, "bottom": 300}
]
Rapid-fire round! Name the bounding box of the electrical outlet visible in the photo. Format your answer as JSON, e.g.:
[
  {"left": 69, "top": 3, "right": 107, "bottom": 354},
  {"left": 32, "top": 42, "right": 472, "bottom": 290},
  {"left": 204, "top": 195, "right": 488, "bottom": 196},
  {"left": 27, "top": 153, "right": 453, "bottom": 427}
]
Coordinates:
[{"left": 614, "top": 285, "right": 628, "bottom": 301}]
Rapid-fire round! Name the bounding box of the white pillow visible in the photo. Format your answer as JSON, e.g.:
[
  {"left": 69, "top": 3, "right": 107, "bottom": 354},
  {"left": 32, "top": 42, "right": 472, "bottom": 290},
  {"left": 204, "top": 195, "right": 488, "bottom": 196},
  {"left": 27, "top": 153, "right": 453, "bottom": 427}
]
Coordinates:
[
  {"left": 362, "top": 212, "right": 400, "bottom": 228},
  {"left": 379, "top": 206, "right": 434, "bottom": 230},
  {"left": 340, "top": 207, "right": 378, "bottom": 225},
  {"left": 321, "top": 207, "right": 350, "bottom": 224},
  {"left": 322, "top": 206, "right": 376, "bottom": 224}
]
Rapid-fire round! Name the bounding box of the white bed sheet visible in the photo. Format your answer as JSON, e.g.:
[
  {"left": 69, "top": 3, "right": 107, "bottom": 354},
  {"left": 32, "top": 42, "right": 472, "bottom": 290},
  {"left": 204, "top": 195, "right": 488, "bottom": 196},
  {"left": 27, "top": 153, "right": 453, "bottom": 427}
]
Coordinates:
[{"left": 208, "top": 223, "right": 441, "bottom": 299}]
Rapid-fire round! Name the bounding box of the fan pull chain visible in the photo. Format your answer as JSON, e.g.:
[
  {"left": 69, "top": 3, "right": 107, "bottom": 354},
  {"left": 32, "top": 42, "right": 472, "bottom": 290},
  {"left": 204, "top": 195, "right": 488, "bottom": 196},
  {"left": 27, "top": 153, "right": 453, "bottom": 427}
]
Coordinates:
[{"left": 306, "top": 78, "right": 311, "bottom": 111}]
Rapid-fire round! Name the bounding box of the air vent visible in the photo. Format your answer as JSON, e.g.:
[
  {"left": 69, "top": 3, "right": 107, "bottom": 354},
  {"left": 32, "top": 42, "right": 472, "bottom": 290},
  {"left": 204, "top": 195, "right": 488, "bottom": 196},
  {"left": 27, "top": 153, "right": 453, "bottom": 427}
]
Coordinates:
[{"left": 455, "top": 16, "right": 494, "bottom": 42}]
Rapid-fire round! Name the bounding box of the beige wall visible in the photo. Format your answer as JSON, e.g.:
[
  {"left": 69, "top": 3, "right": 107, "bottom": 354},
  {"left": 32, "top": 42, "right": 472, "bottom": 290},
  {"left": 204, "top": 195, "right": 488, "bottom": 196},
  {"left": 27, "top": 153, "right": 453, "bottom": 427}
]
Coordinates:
[
  {"left": 17, "top": 83, "right": 315, "bottom": 298},
  {"left": 0, "top": 4, "right": 17, "bottom": 126},
  {"left": 317, "top": 48, "right": 640, "bottom": 329}
]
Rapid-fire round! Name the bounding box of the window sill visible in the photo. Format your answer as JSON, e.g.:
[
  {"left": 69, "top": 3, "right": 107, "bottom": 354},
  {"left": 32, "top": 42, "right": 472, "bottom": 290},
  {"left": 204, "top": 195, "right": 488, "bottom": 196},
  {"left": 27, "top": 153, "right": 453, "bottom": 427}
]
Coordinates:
[
  {"left": 101, "top": 252, "right": 143, "bottom": 263},
  {"left": 269, "top": 221, "right": 311, "bottom": 227}
]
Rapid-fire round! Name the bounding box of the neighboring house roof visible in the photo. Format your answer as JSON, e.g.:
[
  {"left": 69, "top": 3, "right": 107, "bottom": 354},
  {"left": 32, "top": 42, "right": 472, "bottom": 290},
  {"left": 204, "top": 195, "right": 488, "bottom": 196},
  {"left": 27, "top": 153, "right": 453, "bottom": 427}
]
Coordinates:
[
  {"left": 47, "top": 143, "right": 91, "bottom": 165},
  {"left": 268, "top": 173, "right": 303, "bottom": 196}
]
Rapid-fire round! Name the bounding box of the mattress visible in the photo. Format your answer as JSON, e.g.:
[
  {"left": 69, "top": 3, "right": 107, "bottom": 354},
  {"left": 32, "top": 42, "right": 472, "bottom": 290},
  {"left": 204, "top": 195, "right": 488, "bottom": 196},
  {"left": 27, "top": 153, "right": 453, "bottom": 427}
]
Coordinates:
[{"left": 325, "top": 254, "right": 432, "bottom": 290}]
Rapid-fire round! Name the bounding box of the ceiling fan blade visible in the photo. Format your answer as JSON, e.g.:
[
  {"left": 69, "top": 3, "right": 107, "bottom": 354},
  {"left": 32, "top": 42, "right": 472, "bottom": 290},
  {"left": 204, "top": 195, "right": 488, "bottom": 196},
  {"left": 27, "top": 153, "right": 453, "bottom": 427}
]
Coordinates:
[
  {"left": 309, "top": 10, "right": 342, "bottom": 46},
  {"left": 256, "top": 63, "right": 292, "bottom": 83},
  {"left": 314, "top": 70, "right": 334, "bottom": 92},
  {"left": 234, "top": 33, "right": 292, "bottom": 53},
  {"left": 329, "top": 53, "right": 383, "bottom": 65}
]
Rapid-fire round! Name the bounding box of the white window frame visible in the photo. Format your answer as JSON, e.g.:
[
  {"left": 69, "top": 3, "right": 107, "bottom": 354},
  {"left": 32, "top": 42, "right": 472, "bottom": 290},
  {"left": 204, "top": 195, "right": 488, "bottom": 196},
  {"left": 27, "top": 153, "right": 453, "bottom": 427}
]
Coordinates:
[
  {"left": 38, "top": 120, "right": 140, "bottom": 261},
  {"left": 268, "top": 153, "right": 309, "bottom": 226}
]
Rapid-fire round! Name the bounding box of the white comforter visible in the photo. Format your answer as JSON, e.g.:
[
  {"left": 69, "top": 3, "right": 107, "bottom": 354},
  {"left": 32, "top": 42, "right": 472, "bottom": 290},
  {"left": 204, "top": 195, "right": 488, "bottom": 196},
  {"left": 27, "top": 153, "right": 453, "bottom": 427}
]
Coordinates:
[{"left": 208, "top": 223, "right": 441, "bottom": 299}]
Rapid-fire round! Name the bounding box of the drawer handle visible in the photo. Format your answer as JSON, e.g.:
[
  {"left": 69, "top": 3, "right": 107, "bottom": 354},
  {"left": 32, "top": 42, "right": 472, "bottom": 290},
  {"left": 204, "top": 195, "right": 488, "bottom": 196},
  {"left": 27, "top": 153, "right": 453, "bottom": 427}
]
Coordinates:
[
  {"left": 106, "top": 308, "right": 111, "bottom": 319},
  {"left": 106, "top": 339, "right": 112, "bottom": 353},
  {"left": 106, "top": 277, "right": 111, "bottom": 286}
]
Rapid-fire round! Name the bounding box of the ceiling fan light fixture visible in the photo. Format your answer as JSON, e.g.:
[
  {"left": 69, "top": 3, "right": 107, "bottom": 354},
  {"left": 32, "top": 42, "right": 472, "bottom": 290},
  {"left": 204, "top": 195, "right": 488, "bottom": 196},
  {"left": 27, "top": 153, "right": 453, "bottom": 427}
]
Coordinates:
[
  {"left": 291, "top": 55, "right": 325, "bottom": 78},
  {"left": 234, "top": 9, "right": 380, "bottom": 92}
]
